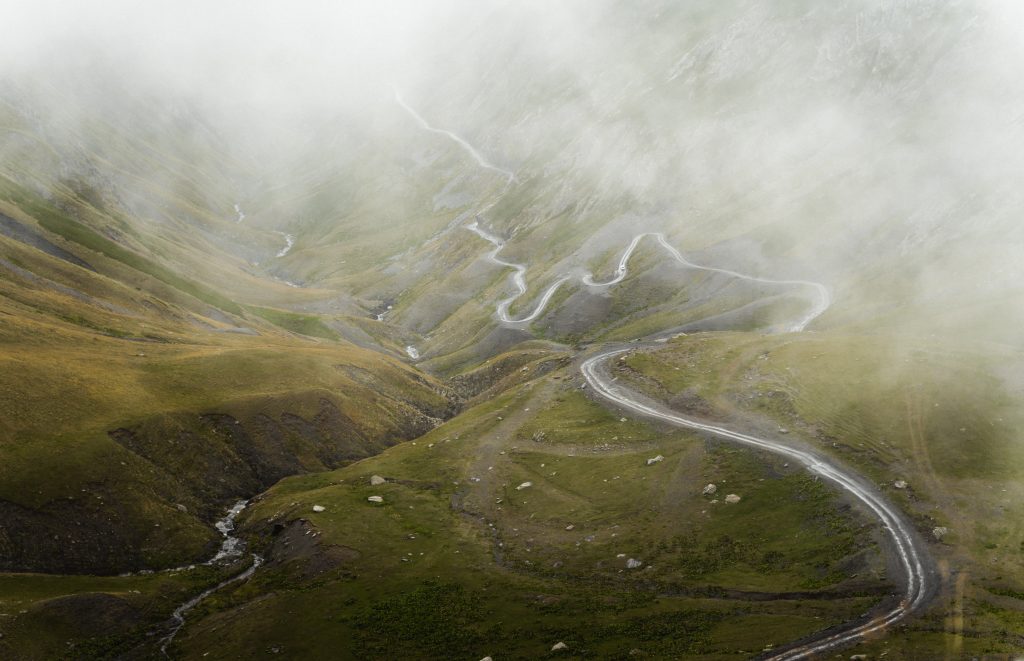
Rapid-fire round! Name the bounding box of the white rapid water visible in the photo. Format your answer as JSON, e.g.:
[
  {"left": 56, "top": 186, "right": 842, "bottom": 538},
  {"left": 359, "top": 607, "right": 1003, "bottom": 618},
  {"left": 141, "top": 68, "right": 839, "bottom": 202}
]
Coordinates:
[
  {"left": 274, "top": 231, "right": 295, "bottom": 257},
  {"left": 208, "top": 499, "right": 248, "bottom": 564},
  {"left": 393, "top": 87, "right": 516, "bottom": 185},
  {"left": 159, "top": 500, "right": 262, "bottom": 656}
]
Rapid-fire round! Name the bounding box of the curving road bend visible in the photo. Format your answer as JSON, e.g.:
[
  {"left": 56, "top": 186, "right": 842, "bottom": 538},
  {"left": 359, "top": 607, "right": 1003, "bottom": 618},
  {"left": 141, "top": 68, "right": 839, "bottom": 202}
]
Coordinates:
[
  {"left": 468, "top": 229, "right": 829, "bottom": 332},
  {"left": 582, "top": 348, "right": 932, "bottom": 659},
  {"left": 274, "top": 231, "right": 295, "bottom": 258},
  {"left": 466, "top": 221, "right": 569, "bottom": 323},
  {"left": 393, "top": 87, "right": 516, "bottom": 185}
]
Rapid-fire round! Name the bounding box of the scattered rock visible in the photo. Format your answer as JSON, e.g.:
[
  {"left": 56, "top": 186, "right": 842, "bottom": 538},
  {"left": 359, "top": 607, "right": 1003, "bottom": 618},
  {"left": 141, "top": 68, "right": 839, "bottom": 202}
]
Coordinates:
[
  {"left": 367, "top": 496, "right": 384, "bottom": 504},
  {"left": 646, "top": 455, "right": 664, "bottom": 465},
  {"left": 516, "top": 482, "right": 532, "bottom": 491},
  {"left": 932, "top": 526, "right": 949, "bottom": 540},
  {"left": 626, "top": 558, "right": 642, "bottom": 569},
  {"left": 312, "top": 505, "right": 326, "bottom": 512},
  {"left": 725, "top": 494, "right": 741, "bottom": 504},
  {"left": 552, "top": 642, "right": 568, "bottom": 652},
  {"left": 702, "top": 483, "right": 717, "bottom": 496},
  {"left": 894, "top": 480, "right": 908, "bottom": 489}
]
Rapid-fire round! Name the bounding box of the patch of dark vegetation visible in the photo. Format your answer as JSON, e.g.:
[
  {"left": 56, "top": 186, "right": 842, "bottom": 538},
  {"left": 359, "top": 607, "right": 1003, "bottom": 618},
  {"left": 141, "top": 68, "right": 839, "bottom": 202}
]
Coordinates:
[
  {"left": 336, "top": 364, "right": 461, "bottom": 419},
  {"left": 449, "top": 351, "right": 569, "bottom": 402},
  {"left": 0, "top": 391, "right": 448, "bottom": 575},
  {"left": 246, "top": 305, "right": 340, "bottom": 340},
  {"left": 0, "top": 495, "right": 147, "bottom": 575},
  {"left": 600, "top": 608, "right": 725, "bottom": 655},
  {"left": 667, "top": 388, "right": 722, "bottom": 420},
  {"left": 0, "top": 211, "right": 94, "bottom": 271},
  {"left": 348, "top": 582, "right": 489, "bottom": 657}
]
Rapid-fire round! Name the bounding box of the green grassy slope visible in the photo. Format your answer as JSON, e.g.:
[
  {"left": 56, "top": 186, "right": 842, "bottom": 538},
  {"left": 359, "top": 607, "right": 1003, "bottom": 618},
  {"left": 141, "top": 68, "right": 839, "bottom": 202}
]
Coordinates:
[
  {"left": 617, "top": 331, "right": 1024, "bottom": 656},
  {"left": 154, "top": 365, "right": 888, "bottom": 659}
]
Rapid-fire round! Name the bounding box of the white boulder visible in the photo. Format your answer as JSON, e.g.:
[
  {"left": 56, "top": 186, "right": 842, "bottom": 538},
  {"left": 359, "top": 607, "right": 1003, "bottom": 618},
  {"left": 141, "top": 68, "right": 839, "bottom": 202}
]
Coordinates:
[
  {"left": 725, "top": 494, "right": 741, "bottom": 504},
  {"left": 702, "top": 483, "right": 717, "bottom": 496},
  {"left": 312, "top": 505, "right": 326, "bottom": 512},
  {"left": 368, "top": 496, "right": 384, "bottom": 504},
  {"left": 646, "top": 455, "right": 665, "bottom": 465},
  {"left": 552, "top": 642, "right": 568, "bottom": 652},
  {"left": 370, "top": 475, "right": 386, "bottom": 486},
  {"left": 516, "top": 481, "right": 533, "bottom": 491}
]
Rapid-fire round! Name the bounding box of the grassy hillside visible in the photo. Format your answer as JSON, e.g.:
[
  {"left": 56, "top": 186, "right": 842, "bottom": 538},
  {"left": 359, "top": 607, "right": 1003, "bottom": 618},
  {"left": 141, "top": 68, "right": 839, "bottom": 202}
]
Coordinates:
[
  {"left": 144, "top": 364, "right": 892, "bottom": 659},
  {"left": 615, "top": 331, "right": 1024, "bottom": 656}
]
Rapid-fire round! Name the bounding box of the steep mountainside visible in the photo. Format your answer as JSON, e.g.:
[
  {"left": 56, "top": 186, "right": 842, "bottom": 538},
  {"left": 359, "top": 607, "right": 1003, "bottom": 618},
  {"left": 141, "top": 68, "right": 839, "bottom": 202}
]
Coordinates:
[{"left": 1, "top": 1, "right": 1023, "bottom": 659}]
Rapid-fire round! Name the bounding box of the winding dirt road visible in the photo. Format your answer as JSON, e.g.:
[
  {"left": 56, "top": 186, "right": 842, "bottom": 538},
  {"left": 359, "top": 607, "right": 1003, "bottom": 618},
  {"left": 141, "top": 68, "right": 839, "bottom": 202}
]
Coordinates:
[
  {"left": 398, "top": 91, "right": 935, "bottom": 659},
  {"left": 582, "top": 348, "right": 932, "bottom": 659}
]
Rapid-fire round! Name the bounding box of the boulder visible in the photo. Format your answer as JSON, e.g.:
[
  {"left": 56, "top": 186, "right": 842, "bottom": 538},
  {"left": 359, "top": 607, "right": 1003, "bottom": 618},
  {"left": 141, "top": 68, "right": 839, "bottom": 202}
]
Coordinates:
[
  {"left": 725, "top": 494, "right": 741, "bottom": 504},
  {"left": 702, "top": 483, "right": 717, "bottom": 496},
  {"left": 932, "top": 526, "right": 949, "bottom": 540},
  {"left": 646, "top": 455, "right": 665, "bottom": 465},
  {"left": 370, "top": 475, "right": 386, "bottom": 486},
  {"left": 516, "top": 481, "right": 533, "bottom": 491},
  {"left": 626, "top": 558, "right": 642, "bottom": 569},
  {"left": 367, "top": 496, "right": 384, "bottom": 504},
  {"left": 552, "top": 642, "right": 568, "bottom": 652},
  {"left": 894, "top": 480, "right": 908, "bottom": 489},
  {"left": 312, "top": 505, "right": 326, "bottom": 512}
]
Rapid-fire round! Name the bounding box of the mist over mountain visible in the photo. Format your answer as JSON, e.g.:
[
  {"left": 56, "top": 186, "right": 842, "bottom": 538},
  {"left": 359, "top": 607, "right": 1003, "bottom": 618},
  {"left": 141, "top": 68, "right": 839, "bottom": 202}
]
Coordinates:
[{"left": 1, "top": 2, "right": 1023, "bottom": 659}]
